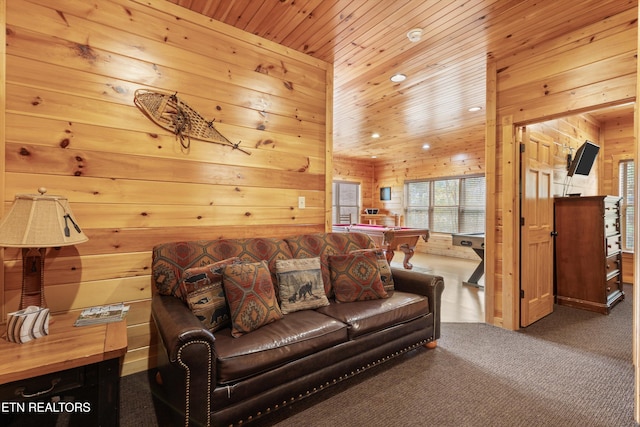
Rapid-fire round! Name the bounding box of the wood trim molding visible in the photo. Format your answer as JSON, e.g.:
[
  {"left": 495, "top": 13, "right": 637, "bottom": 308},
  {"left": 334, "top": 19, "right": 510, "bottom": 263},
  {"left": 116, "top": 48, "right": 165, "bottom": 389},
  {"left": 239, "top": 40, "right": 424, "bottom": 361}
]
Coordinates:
[
  {"left": 325, "top": 65, "right": 334, "bottom": 231},
  {"left": 484, "top": 60, "right": 497, "bottom": 326},
  {"left": 501, "top": 115, "right": 518, "bottom": 330}
]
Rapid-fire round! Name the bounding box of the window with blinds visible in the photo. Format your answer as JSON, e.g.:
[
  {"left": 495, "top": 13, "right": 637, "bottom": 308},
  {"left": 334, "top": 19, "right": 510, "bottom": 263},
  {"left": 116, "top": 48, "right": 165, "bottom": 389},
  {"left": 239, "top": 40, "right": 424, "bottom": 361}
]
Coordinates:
[
  {"left": 332, "top": 181, "right": 360, "bottom": 223},
  {"left": 619, "top": 160, "right": 634, "bottom": 251},
  {"left": 405, "top": 176, "right": 485, "bottom": 233}
]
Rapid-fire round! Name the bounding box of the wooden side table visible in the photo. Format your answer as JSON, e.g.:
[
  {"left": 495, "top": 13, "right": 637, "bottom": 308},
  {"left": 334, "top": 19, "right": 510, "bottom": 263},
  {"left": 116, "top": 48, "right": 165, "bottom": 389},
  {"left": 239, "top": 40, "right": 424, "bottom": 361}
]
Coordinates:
[{"left": 0, "top": 311, "right": 128, "bottom": 426}]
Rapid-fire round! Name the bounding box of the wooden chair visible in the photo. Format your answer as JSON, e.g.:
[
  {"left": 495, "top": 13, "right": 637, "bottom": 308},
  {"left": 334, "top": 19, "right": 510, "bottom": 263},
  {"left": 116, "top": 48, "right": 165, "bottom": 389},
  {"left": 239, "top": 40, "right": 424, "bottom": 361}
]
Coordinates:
[{"left": 338, "top": 213, "right": 354, "bottom": 224}]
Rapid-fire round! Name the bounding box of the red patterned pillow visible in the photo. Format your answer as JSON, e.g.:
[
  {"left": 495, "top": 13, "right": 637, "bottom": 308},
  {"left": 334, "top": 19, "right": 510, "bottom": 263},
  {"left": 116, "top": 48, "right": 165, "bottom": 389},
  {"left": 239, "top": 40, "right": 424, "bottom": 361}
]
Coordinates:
[
  {"left": 328, "top": 251, "right": 389, "bottom": 303},
  {"left": 222, "top": 261, "right": 283, "bottom": 337},
  {"left": 351, "top": 249, "right": 394, "bottom": 292}
]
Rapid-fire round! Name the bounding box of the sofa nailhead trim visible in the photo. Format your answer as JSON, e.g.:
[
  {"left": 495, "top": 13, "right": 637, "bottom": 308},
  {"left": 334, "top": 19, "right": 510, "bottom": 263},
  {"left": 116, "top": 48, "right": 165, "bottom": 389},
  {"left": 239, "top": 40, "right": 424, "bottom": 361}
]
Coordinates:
[
  {"left": 232, "top": 339, "right": 429, "bottom": 426},
  {"left": 178, "top": 340, "right": 212, "bottom": 427}
]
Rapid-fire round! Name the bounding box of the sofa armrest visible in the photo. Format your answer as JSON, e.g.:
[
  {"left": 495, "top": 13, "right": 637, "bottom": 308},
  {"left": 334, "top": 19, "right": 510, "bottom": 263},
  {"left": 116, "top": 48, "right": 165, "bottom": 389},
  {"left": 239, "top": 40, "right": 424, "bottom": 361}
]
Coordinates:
[
  {"left": 391, "top": 268, "right": 444, "bottom": 339},
  {"left": 152, "top": 293, "right": 217, "bottom": 362},
  {"left": 152, "top": 293, "right": 216, "bottom": 426}
]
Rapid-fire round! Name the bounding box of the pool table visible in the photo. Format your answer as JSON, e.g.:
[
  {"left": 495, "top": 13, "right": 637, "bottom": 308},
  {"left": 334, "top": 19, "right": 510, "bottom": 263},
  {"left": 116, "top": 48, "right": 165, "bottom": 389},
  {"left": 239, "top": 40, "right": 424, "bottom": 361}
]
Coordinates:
[{"left": 332, "top": 224, "right": 430, "bottom": 269}]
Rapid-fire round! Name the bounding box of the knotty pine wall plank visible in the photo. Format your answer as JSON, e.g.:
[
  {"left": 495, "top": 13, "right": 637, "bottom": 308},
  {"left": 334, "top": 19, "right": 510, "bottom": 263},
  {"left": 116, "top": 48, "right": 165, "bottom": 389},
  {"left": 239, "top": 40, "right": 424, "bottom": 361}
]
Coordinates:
[
  {"left": 5, "top": 173, "right": 324, "bottom": 209},
  {"left": 4, "top": 142, "right": 326, "bottom": 191}
]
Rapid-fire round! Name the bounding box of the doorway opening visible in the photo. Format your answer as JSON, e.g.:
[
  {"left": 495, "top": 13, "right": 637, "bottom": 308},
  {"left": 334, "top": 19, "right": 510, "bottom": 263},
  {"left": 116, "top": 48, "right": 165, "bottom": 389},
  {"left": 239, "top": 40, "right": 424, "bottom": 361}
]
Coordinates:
[{"left": 517, "top": 103, "right": 635, "bottom": 327}]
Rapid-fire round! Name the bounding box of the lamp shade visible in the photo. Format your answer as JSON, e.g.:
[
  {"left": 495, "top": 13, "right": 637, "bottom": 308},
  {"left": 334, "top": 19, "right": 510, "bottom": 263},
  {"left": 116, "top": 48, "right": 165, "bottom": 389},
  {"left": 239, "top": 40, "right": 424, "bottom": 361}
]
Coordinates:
[{"left": 0, "top": 188, "right": 88, "bottom": 248}]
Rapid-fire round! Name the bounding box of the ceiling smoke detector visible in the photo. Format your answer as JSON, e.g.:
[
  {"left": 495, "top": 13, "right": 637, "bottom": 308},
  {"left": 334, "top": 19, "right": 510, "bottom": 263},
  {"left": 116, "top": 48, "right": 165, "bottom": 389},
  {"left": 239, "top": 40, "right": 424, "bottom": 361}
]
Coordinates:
[
  {"left": 390, "top": 73, "right": 406, "bottom": 83},
  {"left": 407, "top": 28, "right": 423, "bottom": 42}
]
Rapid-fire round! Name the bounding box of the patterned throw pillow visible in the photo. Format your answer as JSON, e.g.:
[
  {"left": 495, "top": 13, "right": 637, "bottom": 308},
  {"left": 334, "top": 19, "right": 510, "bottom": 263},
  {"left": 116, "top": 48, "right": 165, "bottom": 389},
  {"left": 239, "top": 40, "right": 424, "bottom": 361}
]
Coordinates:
[
  {"left": 180, "top": 257, "right": 241, "bottom": 332},
  {"left": 275, "top": 257, "right": 330, "bottom": 314},
  {"left": 351, "top": 249, "right": 394, "bottom": 292},
  {"left": 328, "top": 250, "right": 389, "bottom": 303},
  {"left": 180, "top": 257, "right": 241, "bottom": 299},
  {"left": 223, "top": 261, "right": 283, "bottom": 337}
]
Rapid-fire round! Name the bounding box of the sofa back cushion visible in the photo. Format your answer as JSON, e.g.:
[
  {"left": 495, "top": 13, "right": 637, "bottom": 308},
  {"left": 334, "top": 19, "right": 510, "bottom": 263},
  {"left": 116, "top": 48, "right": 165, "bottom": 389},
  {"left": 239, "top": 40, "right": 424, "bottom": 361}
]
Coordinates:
[
  {"left": 152, "top": 238, "right": 293, "bottom": 297},
  {"left": 284, "top": 233, "right": 377, "bottom": 296}
]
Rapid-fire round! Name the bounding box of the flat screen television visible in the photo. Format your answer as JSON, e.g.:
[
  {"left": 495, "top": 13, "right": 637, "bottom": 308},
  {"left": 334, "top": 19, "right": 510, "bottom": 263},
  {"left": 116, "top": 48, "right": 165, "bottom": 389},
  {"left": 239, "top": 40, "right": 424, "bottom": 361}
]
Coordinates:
[{"left": 568, "top": 140, "right": 599, "bottom": 176}]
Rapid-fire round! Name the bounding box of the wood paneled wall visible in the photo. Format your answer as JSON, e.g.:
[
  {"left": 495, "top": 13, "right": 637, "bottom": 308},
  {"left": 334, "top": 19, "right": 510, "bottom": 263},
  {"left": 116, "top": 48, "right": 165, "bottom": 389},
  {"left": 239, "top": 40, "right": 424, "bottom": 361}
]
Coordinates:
[
  {"left": 4, "top": 0, "right": 331, "bottom": 375},
  {"left": 602, "top": 113, "right": 635, "bottom": 193},
  {"left": 488, "top": 6, "right": 637, "bottom": 329},
  {"left": 600, "top": 112, "right": 635, "bottom": 284}
]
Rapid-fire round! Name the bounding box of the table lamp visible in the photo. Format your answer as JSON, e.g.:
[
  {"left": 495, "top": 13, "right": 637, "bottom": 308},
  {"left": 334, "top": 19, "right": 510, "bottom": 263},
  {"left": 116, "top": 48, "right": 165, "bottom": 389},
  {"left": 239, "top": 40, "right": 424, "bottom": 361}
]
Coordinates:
[{"left": 0, "top": 188, "right": 88, "bottom": 309}]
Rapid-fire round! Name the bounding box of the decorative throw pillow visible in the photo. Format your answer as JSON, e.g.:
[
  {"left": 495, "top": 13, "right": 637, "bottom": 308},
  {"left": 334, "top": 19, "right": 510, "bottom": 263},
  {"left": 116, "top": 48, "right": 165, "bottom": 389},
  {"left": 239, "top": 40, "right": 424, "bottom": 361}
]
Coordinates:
[
  {"left": 275, "top": 257, "right": 330, "bottom": 314},
  {"left": 185, "top": 285, "right": 229, "bottom": 332},
  {"left": 328, "top": 250, "right": 389, "bottom": 303},
  {"left": 223, "top": 260, "right": 283, "bottom": 337},
  {"left": 180, "top": 257, "right": 241, "bottom": 332},
  {"left": 352, "top": 249, "right": 394, "bottom": 292},
  {"left": 179, "top": 257, "right": 241, "bottom": 298}
]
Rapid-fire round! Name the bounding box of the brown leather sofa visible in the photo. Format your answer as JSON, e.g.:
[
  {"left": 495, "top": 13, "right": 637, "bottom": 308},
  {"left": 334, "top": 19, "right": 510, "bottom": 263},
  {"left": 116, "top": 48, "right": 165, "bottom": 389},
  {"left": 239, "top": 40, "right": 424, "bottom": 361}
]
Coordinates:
[{"left": 151, "top": 233, "right": 444, "bottom": 426}]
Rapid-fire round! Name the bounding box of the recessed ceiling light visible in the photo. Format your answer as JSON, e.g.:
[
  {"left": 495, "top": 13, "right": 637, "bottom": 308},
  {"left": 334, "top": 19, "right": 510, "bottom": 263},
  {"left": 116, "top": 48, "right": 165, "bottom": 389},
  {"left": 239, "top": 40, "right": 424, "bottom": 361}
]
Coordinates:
[
  {"left": 371, "top": 132, "right": 380, "bottom": 138},
  {"left": 422, "top": 144, "right": 430, "bottom": 149},
  {"left": 371, "top": 155, "right": 377, "bottom": 159},
  {"left": 390, "top": 73, "right": 406, "bottom": 83},
  {"left": 407, "top": 28, "right": 423, "bottom": 43},
  {"left": 468, "top": 106, "right": 482, "bottom": 112}
]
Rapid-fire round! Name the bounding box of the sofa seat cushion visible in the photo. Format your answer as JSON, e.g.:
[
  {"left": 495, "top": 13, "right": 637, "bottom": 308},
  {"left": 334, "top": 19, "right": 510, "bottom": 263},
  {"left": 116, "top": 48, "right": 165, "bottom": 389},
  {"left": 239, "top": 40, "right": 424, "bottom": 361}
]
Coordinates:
[
  {"left": 315, "top": 291, "right": 429, "bottom": 339},
  {"left": 214, "top": 310, "right": 348, "bottom": 384}
]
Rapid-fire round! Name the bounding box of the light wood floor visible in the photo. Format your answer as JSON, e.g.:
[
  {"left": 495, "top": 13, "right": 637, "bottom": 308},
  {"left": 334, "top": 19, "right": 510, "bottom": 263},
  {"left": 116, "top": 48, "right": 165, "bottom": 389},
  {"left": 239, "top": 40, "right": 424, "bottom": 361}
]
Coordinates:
[{"left": 390, "top": 252, "right": 485, "bottom": 323}]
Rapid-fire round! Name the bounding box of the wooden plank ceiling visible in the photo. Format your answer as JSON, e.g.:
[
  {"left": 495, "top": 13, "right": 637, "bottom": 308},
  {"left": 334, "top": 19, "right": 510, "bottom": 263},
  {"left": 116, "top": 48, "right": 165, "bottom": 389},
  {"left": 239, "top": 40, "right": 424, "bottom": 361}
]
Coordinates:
[{"left": 167, "top": 0, "right": 634, "bottom": 161}]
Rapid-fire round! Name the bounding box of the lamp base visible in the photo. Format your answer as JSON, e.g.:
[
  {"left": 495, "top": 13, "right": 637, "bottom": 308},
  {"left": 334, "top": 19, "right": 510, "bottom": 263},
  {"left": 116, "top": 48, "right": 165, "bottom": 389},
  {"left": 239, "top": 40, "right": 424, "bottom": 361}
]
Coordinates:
[{"left": 19, "top": 247, "right": 47, "bottom": 310}]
